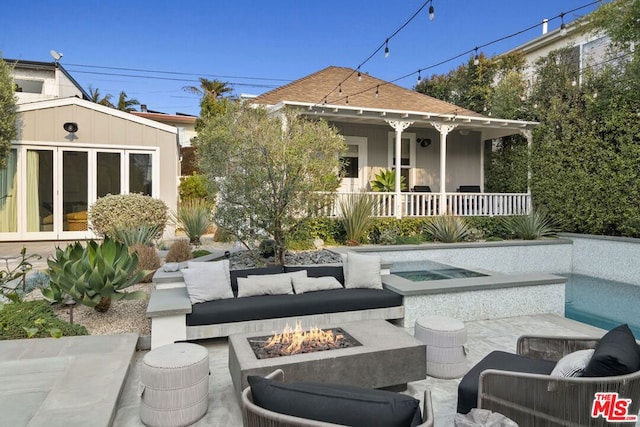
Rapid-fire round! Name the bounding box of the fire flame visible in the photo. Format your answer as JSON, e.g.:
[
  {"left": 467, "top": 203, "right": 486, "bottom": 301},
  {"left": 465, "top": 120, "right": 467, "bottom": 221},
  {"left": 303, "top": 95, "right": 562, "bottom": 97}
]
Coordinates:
[{"left": 264, "top": 322, "right": 344, "bottom": 355}]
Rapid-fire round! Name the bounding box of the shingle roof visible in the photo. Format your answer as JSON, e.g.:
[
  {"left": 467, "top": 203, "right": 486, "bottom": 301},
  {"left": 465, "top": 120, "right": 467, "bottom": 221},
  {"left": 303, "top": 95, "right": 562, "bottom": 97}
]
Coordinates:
[{"left": 252, "top": 66, "right": 485, "bottom": 118}]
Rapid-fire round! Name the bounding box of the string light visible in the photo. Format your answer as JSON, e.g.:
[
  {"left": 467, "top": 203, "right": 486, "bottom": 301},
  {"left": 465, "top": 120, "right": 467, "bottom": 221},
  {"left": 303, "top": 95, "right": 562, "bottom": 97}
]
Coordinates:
[
  {"left": 428, "top": 0, "right": 435, "bottom": 21},
  {"left": 384, "top": 39, "right": 390, "bottom": 58},
  {"left": 318, "top": 0, "right": 600, "bottom": 106},
  {"left": 473, "top": 47, "right": 480, "bottom": 66},
  {"left": 560, "top": 12, "right": 567, "bottom": 36},
  {"left": 338, "top": 83, "right": 342, "bottom": 96},
  {"left": 417, "top": 69, "right": 422, "bottom": 84},
  {"left": 357, "top": 67, "right": 362, "bottom": 81}
]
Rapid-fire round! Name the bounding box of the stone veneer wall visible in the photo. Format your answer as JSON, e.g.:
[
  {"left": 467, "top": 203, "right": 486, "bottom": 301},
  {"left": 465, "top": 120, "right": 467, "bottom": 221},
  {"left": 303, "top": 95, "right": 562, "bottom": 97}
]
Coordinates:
[
  {"left": 398, "top": 283, "right": 565, "bottom": 328},
  {"left": 562, "top": 233, "right": 640, "bottom": 286},
  {"left": 350, "top": 239, "right": 573, "bottom": 275}
]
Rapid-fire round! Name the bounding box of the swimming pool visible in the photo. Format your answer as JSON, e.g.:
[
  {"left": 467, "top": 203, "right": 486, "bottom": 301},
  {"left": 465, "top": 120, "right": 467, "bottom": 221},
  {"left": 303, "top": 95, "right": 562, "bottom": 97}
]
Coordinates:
[
  {"left": 563, "top": 273, "right": 640, "bottom": 336},
  {"left": 390, "top": 260, "right": 489, "bottom": 281}
]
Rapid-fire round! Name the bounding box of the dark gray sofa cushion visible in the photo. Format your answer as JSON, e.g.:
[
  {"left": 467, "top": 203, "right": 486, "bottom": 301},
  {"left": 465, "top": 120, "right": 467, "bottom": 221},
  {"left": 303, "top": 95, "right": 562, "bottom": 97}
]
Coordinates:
[
  {"left": 457, "top": 350, "right": 556, "bottom": 414},
  {"left": 186, "top": 288, "right": 402, "bottom": 326}
]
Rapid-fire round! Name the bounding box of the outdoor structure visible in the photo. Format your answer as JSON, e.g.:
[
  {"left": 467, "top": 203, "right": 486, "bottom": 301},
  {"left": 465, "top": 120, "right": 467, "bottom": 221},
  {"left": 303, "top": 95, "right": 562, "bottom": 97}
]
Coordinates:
[
  {"left": 252, "top": 66, "right": 537, "bottom": 218},
  {"left": 1, "top": 60, "right": 179, "bottom": 241}
]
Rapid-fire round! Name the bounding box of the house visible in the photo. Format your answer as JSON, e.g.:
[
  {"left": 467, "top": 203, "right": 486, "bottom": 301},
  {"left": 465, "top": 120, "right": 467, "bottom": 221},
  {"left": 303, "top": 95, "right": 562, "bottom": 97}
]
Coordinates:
[
  {"left": 252, "top": 66, "right": 537, "bottom": 218},
  {"left": 507, "top": 18, "right": 613, "bottom": 83},
  {"left": 1, "top": 60, "right": 179, "bottom": 241}
]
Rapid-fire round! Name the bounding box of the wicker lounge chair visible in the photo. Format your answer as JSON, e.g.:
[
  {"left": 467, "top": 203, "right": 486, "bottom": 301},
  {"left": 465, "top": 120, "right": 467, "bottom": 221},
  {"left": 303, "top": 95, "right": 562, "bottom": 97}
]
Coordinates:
[
  {"left": 459, "top": 333, "right": 640, "bottom": 427},
  {"left": 242, "top": 369, "right": 434, "bottom": 427}
]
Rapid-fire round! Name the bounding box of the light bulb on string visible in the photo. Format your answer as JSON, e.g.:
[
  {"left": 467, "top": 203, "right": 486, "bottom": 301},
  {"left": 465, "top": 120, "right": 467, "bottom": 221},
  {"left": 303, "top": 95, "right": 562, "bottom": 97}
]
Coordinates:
[
  {"left": 417, "top": 69, "right": 422, "bottom": 84},
  {"left": 338, "top": 84, "right": 342, "bottom": 96},
  {"left": 560, "top": 13, "right": 567, "bottom": 36},
  {"left": 357, "top": 67, "right": 362, "bottom": 81},
  {"left": 375, "top": 85, "right": 379, "bottom": 98},
  {"left": 473, "top": 47, "right": 480, "bottom": 66},
  {"left": 346, "top": 96, "right": 349, "bottom": 104},
  {"left": 384, "top": 39, "right": 389, "bottom": 58},
  {"left": 428, "top": 0, "right": 435, "bottom": 21}
]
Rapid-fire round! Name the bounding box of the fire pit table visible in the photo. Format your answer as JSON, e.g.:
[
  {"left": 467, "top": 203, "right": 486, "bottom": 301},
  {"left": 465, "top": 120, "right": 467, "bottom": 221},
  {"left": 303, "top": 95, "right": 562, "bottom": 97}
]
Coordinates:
[{"left": 228, "top": 319, "right": 426, "bottom": 399}]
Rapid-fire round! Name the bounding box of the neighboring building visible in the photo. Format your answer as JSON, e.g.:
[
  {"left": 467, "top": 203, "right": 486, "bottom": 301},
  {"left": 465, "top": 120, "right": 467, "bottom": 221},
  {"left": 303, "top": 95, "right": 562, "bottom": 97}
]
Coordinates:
[
  {"left": 1, "top": 60, "right": 179, "bottom": 241},
  {"left": 131, "top": 108, "right": 198, "bottom": 175},
  {"left": 252, "top": 66, "right": 537, "bottom": 218},
  {"left": 507, "top": 19, "right": 613, "bottom": 83}
]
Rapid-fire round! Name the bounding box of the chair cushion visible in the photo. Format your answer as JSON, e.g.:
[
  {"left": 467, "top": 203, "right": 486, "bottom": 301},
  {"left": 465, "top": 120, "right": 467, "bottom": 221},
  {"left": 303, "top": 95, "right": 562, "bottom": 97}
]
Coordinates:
[
  {"left": 457, "top": 350, "right": 556, "bottom": 414},
  {"left": 248, "top": 375, "right": 423, "bottom": 427},
  {"left": 583, "top": 324, "right": 640, "bottom": 377}
]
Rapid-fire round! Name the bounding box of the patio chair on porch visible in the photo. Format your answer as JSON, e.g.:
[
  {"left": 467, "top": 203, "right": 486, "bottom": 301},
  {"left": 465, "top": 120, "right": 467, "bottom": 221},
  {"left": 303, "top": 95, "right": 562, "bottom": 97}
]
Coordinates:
[
  {"left": 242, "top": 369, "right": 434, "bottom": 427},
  {"left": 457, "top": 324, "right": 640, "bottom": 426}
]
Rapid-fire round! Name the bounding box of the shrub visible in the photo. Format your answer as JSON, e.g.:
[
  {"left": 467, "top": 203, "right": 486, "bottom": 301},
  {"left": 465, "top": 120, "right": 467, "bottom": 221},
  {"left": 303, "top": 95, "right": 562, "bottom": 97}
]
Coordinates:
[
  {"left": 107, "top": 223, "right": 163, "bottom": 247},
  {"left": 0, "top": 247, "right": 40, "bottom": 305},
  {"left": 89, "top": 193, "right": 168, "bottom": 238},
  {"left": 0, "top": 300, "right": 88, "bottom": 340},
  {"left": 43, "top": 237, "right": 147, "bottom": 313},
  {"left": 18, "top": 271, "right": 50, "bottom": 297},
  {"left": 173, "top": 198, "right": 212, "bottom": 245},
  {"left": 395, "top": 235, "right": 424, "bottom": 245},
  {"left": 129, "top": 243, "right": 161, "bottom": 283},
  {"left": 179, "top": 173, "right": 209, "bottom": 200},
  {"left": 501, "top": 209, "right": 559, "bottom": 240},
  {"left": 337, "top": 193, "right": 375, "bottom": 245},
  {"left": 192, "top": 249, "right": 211, "bottom": 258},
  {"left": 425, "top": 215, "right": 471, "bottom": 243},
  {"left": 165, "top": 239, "right": 193, "bottom": 263},
  {"left": 370, "top": 169, "right": 407, "bottom": 192},
  {"left": 259, "top": 239, "right": 277, "bottom": 258}
]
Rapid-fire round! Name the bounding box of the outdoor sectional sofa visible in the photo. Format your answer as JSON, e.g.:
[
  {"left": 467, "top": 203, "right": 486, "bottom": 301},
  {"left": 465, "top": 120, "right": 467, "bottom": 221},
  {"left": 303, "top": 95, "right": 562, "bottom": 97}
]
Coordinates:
[{"left": 147, "top": 256, "right": 404, "bottom": 349}]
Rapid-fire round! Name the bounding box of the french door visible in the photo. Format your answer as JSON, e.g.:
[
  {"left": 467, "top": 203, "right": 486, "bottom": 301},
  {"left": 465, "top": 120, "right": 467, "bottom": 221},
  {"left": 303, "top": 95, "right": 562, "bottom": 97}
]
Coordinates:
[{"left": 0, "top": 144, "right": 156, "bottom": 241}]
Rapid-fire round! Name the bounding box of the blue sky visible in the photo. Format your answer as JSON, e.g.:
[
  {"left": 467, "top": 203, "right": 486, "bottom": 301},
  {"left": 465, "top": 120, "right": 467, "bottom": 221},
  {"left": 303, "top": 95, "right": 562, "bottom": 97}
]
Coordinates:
[{"left": 1, "top": 1, "right": 602, "bottom": 116}]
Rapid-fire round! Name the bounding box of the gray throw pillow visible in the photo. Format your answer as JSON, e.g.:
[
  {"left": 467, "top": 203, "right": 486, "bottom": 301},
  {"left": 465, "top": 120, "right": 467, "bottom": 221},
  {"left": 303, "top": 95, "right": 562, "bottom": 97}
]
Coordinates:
[
  {"left": 237, "top": 275, "right": 294, "bottom": 297},
  {"left": 180, "top": 259, "right": 233, "bottom": 304},
  {"left": 342, "top": 252, "right": 382, "bottom": 289},
  {"left": 292, "top": 276, "right": 343, "bottom": 294}
]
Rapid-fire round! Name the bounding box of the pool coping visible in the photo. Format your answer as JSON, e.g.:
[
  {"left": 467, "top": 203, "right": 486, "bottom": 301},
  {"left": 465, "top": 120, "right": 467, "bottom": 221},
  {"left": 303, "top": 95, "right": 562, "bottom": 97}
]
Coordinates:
[{"left": 382, "top": 272, "right": 567, "bottom": 296}]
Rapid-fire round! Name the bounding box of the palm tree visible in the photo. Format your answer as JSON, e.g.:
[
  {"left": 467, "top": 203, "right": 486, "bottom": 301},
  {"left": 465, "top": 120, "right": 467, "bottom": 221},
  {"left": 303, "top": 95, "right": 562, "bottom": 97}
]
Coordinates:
[
  {"left": 88, "top": 86, "right": 114, "bottom": 108},
  {"left": 116, "top": 91, "right": 140, "bottom": 112},
  {"left": 183, "top": 78, "right": 233, "bottom": 101}
]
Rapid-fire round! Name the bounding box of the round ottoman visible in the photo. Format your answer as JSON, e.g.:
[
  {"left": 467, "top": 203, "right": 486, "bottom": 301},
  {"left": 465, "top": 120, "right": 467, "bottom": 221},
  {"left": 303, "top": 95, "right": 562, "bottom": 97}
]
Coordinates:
[
  {"left": 415, "top": 315, "right": 468, "bottom": 379},
  {"left": 139, "top": 343, "right": 210, "bottom": 427}
]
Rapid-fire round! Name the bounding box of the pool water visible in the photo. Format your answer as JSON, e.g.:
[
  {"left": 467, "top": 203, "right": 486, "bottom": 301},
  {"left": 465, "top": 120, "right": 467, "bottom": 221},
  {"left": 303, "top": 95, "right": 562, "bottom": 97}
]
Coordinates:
[
  {"left": 563, "top": 273, "right": 640, "bottom": 337},
  {"left": 391, "top": 260, "right": 488, "bottom": 281}
]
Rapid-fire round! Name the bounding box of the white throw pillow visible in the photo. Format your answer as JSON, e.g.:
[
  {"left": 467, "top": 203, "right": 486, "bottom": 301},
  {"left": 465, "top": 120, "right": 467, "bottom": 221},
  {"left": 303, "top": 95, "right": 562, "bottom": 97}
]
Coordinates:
[
  {"left": 237, "top": 275, "right": 294, "bottom": 298},
  {"left": 180, "top": 260, "right": 233, "bottom": 304},
  {"left": 248, "top": 270, "right": 307, "bottom": 280},
  {"left": 292, "top": 276, "right": 343, "bottom": 294},
  {"left": 548, "top": 349, "right": 595, "bottom": 391},
  {"left": 342, "top": 252, "right": 382, "bottom": 289}
]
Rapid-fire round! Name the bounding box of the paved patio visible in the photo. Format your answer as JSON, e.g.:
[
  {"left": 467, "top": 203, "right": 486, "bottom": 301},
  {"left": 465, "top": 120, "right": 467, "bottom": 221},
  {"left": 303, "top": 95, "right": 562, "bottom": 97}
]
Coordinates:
[{"left": 112, "top": 314, "right": 612, "bottom": 427}]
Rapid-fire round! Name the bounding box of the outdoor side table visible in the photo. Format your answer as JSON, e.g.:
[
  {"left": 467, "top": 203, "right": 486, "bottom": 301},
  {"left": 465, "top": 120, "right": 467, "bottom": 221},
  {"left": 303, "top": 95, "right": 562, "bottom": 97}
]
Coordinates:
[
  {"left": 415, "top": 315, "right": 468, "bottom": 379},
  {"left": 139, "top": 342, "right": 210, "bottom": 427}
]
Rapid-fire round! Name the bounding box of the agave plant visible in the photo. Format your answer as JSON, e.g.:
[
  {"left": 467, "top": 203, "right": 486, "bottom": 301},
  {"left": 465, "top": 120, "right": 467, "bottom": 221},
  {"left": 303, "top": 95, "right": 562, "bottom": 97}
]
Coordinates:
[
  {"left": 337, "top": 193, "right": 375, "bottom": 245},
  {"left": 107, "top": 223, "right": 163, "bottom": 247},
  {"left": 173, "top": 198, "right": 213, "bottom": 245},
  {"left": 43, "top": 237, "right": 147, "bottom": 313},
  {"left": 370, "top": 169, "right": 406, "bottom": 192},
  {"left": 502, "top": 209, "right": 559, "bottom": 240},
  {"left": 425, "top": 214, "right": 471, "bottom": 243}
]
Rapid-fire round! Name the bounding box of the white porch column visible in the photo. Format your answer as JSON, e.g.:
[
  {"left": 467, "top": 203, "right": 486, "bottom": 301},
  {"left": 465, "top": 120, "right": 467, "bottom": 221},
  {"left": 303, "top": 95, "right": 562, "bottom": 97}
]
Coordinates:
[
  {"left": 519, "top": 129, "right": 533, "bottom": 214},
  {"left": 430, "top": 122, "right": 457, "bottom": 214},
  {"left": 386, "top": 120, "right": 413, "bottom": 219}
]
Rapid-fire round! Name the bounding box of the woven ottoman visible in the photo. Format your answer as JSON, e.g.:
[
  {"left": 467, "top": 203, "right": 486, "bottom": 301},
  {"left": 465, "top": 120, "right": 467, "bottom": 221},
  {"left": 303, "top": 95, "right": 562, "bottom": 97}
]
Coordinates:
[
  {"left": 415, "top": 315, "right": 468, "bottom": 379},
  {"left": 139, "top": 343, "right": 210, "bottom": 427}
]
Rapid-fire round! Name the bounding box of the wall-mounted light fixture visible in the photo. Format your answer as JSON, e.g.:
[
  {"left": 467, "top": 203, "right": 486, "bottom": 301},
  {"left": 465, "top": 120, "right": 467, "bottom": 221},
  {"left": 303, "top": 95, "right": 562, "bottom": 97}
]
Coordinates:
[
  {"left": 418, "top": 138, "right": 432, "bottom": 148},
  {"left": 459, "top": 129, "right": 470, "bottom": 136},
  {"left": 63, "top": 122, "right": 78, "bottom": 133}
]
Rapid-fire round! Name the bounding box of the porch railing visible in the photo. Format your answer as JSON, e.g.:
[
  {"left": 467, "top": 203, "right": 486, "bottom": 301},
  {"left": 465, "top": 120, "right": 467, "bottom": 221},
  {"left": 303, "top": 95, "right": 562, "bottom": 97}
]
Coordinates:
[{"left": 327, "top": 192, "right": 531, "bottom": 218}]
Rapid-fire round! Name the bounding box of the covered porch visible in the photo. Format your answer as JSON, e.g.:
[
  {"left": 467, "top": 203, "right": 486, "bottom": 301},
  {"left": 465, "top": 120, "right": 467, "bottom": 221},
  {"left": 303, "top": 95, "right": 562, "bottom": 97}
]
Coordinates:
[{"left": 269, "top": 100, "right": 536, "bottom": 218}]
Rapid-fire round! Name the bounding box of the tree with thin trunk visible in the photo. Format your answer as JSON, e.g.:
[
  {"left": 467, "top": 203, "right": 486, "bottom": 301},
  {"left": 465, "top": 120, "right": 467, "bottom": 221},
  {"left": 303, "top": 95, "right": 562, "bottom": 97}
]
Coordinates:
[
  {"left": 88, "top": 86, "right": 114, "bottom": 108},
  {"left": 116, "top": 91, "right": 140, "bottom": 112},
  {"left": 0, "top": 55, "right": 17, "bottom": 168},
  {"left": 196, "top": 102, "right": 346, "bottom": 264}
]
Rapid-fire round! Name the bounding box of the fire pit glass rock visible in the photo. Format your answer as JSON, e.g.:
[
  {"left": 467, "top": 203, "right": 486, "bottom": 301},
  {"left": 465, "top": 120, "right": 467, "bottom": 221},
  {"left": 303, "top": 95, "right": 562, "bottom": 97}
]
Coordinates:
[{"left": 247, "top": 324, "right": 362, "bottom": 359}]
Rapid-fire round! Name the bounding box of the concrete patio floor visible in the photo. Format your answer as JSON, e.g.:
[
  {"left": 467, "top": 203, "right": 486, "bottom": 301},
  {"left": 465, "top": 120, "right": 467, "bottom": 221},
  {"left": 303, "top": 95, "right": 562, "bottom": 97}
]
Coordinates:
[{"left": 112, "top": 313, "right": 617, "bottom": 427}]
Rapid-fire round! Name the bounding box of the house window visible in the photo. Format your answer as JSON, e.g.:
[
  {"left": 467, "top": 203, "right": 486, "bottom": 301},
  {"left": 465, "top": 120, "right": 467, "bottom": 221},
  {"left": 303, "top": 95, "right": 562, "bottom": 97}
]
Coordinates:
[
  {"left": 129, "top": 153, "right": 153, "bottom": 195},
  {"left": 341, "top": 144, "right": 359, "bottom": 178},
  {"left": 13, "top": 79, "right": 44, "bottom": 94},
  {"left": 97, "top": 152, "right": 121, "bottom": 197},
  {"left": 387, "top": 133, "right": 416, "bottom": 189},
  {"left": 0, "top": 149, "right": 17, "bottom": 232}
]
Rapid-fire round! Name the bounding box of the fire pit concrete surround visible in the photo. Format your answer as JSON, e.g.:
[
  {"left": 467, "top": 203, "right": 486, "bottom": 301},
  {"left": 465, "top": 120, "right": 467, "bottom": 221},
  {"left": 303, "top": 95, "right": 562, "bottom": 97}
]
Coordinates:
[{"left": 228, "top": 319, "right": 426, "bottom": 399}]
